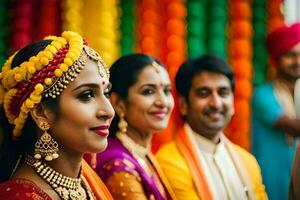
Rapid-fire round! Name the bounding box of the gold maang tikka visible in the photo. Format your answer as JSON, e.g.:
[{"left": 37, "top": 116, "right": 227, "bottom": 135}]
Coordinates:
[{"left": 151, "top": 61, "right": 161, "bottom": 73}]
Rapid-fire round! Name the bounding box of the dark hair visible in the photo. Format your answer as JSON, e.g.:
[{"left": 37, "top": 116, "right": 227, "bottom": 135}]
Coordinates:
[
  {"left": 175, "top": 54, "right": 235, "bottom": 101},
  {"left": 0, "top": 40, "right": 60, "bottom": 182},
  {"left": 109, "top": 53, "right": 164, "bottom": 136}
]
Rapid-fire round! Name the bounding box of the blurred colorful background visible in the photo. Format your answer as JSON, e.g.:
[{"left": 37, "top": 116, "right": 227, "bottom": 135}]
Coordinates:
[{"left": 0, "top": 0, "right": 299, "bottom": 151}]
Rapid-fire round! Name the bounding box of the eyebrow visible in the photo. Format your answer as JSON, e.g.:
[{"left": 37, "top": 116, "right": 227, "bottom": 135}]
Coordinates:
[
  {"left": 194, "top": 86, "right": 209, "bottom": 90},
  {"left": 194, "top": 85, "right": 230, "bottom": 91},
  {"left": 140, "top": 83, "right": 171, "bottom": 88},
  {"left": 72, "top": 82, "right": 111, "bottom": 91}
]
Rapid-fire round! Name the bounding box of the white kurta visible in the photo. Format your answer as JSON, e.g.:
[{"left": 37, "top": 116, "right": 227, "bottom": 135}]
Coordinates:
[{"left": 185, "top": 124, "right": 247, "bottom": 200}]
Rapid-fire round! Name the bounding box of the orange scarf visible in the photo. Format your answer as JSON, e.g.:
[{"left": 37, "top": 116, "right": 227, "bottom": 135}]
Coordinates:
[
  {"left": 175, "top": 125, "right": 213, "bottom": 200},
  {"left": 82, "top": 160, "right": 113, "bottom": 200},
  {"left": 174, "top": 125, "right": 256, "bottom": 200}
]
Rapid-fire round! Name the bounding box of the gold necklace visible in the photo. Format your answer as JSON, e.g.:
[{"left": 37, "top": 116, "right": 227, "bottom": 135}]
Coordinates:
[
  {"left": 24, "top": 156, "right": 89, "bottom": 200},
  {"left": 116, "top": 132, "right": 152, "bottom": 176}
]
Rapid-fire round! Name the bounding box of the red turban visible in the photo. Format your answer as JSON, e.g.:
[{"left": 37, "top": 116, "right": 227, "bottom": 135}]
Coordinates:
[{"left": 266, "top": 22, "right": 300, "bottom": 59}]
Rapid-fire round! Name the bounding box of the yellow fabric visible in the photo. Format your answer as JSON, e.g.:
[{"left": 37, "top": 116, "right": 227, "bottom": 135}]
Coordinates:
[
  {"left": 232, "top": 144, "right": 268, "bottom": 200},
  {"left": 147, "top": 153, "right": 178, "bottom": 200},
  {"left": 156, "top": 142, "right": 268, "bottom": 200},
  {"left": 156, "top": 142, "right": 200, "bottom": 200}
]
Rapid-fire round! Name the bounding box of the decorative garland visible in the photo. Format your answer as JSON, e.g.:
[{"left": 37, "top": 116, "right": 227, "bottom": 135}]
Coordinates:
[
  {"left": 186, "top": 0, "right": 207, "bottom": 57},
  {"left": 207, "top": 0, "right": 227, "bottom": 59},
  {"left": 35, "top": 0, "right": 61, "bottom": 40},
  {"left": 120, "top": 0, "right": 135, "bottom": 55},
  {"left": 0, "top": 1, "right": 9, "bottom": 68},
  {"left": 61, "top": 0, "right": 83, "bottom": 35},
  {"left": 11, "top": 0, "right": 34, "bottom": 51},
  {"left": 81, "top": 0, "right": 120, "bottom": 67},
  {"left": 226, "top": 0, "right": 253, "bottom": 150},
  {"left": 252, "top": 0, "right": 268, "bottom": 85},
  {"left": 267, "top": 0, "right": 284, "bottom": 34},
  {"left": 164, "top": 1, "right": 186, "bottom": 74},
  {"left": 137, "top": 0, "right": 161, "bottom": 59}
]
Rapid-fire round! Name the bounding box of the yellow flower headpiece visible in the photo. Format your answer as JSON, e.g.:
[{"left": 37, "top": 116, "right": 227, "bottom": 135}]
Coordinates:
[{"left": 0, "top": 31, "right": 109, "bottom": 139}]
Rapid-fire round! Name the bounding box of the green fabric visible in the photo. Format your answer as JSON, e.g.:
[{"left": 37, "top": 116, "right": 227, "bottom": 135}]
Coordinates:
[
  {"left": 206, "top": 0, "right": 227, "bottom": 59},
  {"left": 187, "top": 1, "right": 206, "bottom": 19},
  {"left": 187, "top": 0, "right": 207, "bottom": 57},
  {"left": 188, "top": 20, "right": 206, "bottom": 37},
  {"left": 253, "top": 6, "right": 266, "bottom": 20},
  {"left": 188, "top": 38, "right": 206, "bottom": 57},
  {"left": 0, "top": 1, "right": 8, "bottom": 68},
  {"left": 252, "top": 0, "right": 268, "bottom": 86},
  {"left": 208, "top": 6, "right": 227, "bottom": 20},
  {"left": 120, "top": 0, "right": 134, "bottom": 55}
]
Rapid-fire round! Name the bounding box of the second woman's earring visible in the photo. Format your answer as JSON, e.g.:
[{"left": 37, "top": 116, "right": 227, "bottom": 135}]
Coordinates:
[
  {"left": 34, "top": 121, "right": 59, "bottom": 161},
  {"left": 118, "top": 112, "right": 128, "bottom": 133}
]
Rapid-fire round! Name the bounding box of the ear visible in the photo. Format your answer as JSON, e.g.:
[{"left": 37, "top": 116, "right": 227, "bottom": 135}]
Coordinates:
[
  {"left": 178, "top": 95, "right": 188, "bottom": 116},
  {"left": 109, "top": 92, "right": 126, "bottom": 116},
  {"left": 30, "top": 104, "right": 54, "bottom": 129}
]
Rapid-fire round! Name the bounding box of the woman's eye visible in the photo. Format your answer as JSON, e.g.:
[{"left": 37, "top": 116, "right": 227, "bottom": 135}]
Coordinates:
[
  {"left": 164, "top": 87, "right": 172, "bottom": 95},
  {"left": 78, "top": 91, "right": 95, "bottom": 101},
  {"left": 104, "top": 90, "right": 110, "bottom": 98},
  {"left": 141, "top": 88, "right": 155, "bottom": 95},
  {"left": 104, "top": 83, "right": 112, "bottom": 98}
]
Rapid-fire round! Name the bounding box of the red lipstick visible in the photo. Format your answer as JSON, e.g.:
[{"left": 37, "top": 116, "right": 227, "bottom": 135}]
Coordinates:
[
  {"left": 149, "top": 110, "right": 168, "bottom": 120},
  {"left": 91, "top": 125, "right": 110, "bottom": 137}
]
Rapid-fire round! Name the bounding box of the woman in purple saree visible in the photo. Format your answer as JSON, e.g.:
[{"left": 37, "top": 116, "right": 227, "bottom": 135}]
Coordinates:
[{"left": 85, "top": 54, "right": 176, "bottom": 199}]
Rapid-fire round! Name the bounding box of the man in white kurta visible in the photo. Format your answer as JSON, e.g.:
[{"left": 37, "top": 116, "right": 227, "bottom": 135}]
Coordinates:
[
  {"left": 156, "top": 55, "right": 267, "bottom": 200},
  {"left": 192, "top": 124, "right": 247, "bottom": 199}
]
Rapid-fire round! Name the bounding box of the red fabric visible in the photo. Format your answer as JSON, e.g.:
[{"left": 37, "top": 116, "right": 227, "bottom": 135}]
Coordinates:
[
  {"left": 266, "top": 22, "right": 300, "bottom": 59},
  {"left": 0, "top": 178, "right": 51, "bottom": 200}
]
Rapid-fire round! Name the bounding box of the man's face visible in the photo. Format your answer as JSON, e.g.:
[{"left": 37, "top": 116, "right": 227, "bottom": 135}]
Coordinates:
[
  {"left": 179, "top": 71, "right": 234, "bottom": 140},
  {"left": 277, "top": 43, "right": 300, "bottom": 81}
]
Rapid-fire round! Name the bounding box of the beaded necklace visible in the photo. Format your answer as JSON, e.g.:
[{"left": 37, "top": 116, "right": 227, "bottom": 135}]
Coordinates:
[{"left": 24, "top": 156, "right": 94, "bottom": 200}]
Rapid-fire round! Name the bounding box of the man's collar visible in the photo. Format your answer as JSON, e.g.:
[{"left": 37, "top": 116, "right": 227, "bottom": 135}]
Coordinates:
[{"left": 184, "top": 123, "right": 225, "bottom": 154}]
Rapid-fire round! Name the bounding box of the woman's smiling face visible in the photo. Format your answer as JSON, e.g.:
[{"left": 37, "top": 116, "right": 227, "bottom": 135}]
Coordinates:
[
  {"left": 124, "top": 65, "right": 174, "bottom": 134},
  {"left": 48, "top": 59, "right": 115, "bottom": 154}
]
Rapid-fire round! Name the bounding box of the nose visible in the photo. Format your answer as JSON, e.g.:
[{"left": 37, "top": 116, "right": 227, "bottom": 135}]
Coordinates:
[
  {"left": 209, "top": 92, "right": 222, "bottom": 108},
  {"left": 96, "top": 97, "right": 115, "bottom": 121},
  {"left": 155, "top": 92, "right": 169, "bottom": 107}
]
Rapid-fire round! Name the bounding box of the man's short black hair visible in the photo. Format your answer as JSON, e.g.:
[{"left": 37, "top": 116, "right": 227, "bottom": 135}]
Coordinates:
[{"left": 175, "top": 54, "right": 234, "bottom": 101}]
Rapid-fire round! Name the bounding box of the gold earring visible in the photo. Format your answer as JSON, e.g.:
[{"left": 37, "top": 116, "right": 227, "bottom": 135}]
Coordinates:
[
  {"left": 118, "top": 112, "right": 128, "bottom": 133},
  {"left": 34, "top": 121, "right": 59, "bottom": 161}
]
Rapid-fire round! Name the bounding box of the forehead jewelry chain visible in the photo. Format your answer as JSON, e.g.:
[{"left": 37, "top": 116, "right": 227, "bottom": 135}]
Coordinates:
[{"left": 24, "top": 156, "right": 87, "bottom": 200}]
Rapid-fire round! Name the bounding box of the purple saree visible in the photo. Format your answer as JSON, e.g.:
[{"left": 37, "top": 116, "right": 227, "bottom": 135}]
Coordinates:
[{"left": 86, "top": 137, "right": 172, "bottom": 200}]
